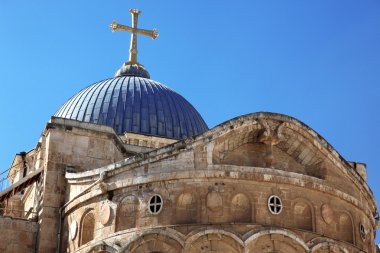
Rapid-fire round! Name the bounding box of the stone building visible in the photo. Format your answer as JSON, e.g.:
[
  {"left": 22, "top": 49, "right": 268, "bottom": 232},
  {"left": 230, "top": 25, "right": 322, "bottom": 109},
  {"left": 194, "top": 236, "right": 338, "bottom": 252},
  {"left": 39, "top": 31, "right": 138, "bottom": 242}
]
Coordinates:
[{"left": 0, "top": 8, "right": 379, "bottom": 253}]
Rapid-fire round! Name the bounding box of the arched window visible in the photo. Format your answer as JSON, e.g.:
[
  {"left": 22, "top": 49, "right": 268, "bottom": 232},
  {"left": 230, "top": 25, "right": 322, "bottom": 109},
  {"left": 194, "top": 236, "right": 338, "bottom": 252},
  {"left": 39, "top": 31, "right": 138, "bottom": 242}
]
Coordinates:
[
  {"left": 176, "top": 193, "right": 197, "bottom": 224},
  {"left": 116, "top": 195, "right": 139, "bottom": 231},
  {"left": 80, "top": 211, "right": 95, "bottom": 246},
  {"left": 339, "top": 213, "right": 354, "bottom": 243},
  {"left": 293, "top": 201, "right": 313, "bottom": 231}
]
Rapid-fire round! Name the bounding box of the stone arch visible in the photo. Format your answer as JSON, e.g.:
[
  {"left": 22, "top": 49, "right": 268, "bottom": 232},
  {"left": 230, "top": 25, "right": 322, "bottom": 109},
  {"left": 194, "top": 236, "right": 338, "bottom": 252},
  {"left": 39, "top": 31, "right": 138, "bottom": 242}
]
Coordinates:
[
  {"left": 116, "top": 195, "right": 139, "bottom": 232},
  {"left": 79, "top": 209, "right": 96, "bottom": 246},
  {"left": 310, "top": 241, "right": 349, "bottom": 253},
  {"left": 292, "top": 198, "right": 314, "bottom": 231},
  {"left": 231, "top": 193, "right": 251, "bottom": 223},
  {"left": 245, "top": 228, "right": 309, "bottom": 253},
  {"left": 176, "top": 192, "right": 197, "bottom": 224},
  {"left": 337, "top": 211, "right": 354, "bottom": 244},
  {"left": 184, "top": 229, "right": 244, "bottom": 253},
  {"left": 119, "top": 228, "right": 185, "bottom": 253},
  {"left": 212, "top": 122, "right": 268, "bottom": 168},
  {"left": 85, "top": 243, "right": 117, "bottom": 253}
]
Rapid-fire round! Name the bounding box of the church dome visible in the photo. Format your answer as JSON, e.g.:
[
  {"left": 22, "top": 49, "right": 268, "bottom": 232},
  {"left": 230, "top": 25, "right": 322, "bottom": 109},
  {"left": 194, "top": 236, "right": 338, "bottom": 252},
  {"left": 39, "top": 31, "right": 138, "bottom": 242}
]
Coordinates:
[
  {"left": 54, "top": 76, "right": 209, "bottom": 139},
  {"left": 55, "top": 10, "right": 208, "bottom": 140}
]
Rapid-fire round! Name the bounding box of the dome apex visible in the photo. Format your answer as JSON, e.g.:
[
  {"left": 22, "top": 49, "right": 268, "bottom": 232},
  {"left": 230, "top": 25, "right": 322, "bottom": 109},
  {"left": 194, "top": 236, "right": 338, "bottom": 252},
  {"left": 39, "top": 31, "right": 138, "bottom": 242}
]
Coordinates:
[{"left": 114, "top": 62, "right": 150, "bottom": 79}]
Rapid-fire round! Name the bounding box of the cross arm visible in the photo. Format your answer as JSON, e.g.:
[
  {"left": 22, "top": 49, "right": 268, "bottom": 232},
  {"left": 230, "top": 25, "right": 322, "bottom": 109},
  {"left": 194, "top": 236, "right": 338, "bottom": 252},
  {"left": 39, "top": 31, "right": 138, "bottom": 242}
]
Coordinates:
[
  {"left": 136, "top": 27, "right": 159, "bottom": 40},
  {"left": 110, "top": 21, "right": 133, "bottom": 33},
  {"left": 110, "top": 21, "right": 159, "bottom": 40}
]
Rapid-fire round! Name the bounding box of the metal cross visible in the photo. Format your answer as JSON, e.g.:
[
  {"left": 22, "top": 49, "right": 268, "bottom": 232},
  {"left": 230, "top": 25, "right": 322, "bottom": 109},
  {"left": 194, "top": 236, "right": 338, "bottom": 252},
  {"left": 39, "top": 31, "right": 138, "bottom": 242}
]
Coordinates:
[{"left": 110, "top": 9, "right": 159, "bottom": 65}]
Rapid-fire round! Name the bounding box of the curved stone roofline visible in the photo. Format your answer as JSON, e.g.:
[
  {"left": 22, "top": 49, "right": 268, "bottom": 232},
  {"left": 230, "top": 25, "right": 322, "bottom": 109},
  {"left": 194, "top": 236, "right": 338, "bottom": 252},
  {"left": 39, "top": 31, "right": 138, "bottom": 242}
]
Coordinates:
[
  {"left": 63, "top": 112, "right": 376, "bottom": 204},
  {"left": 198, "top": 112, "right": 372, "bottom": 189},
  {"left": 50, "top": 112, "right": 357, "bottom": 169},
  {"left": 199, "top": 112, "right": 376, "bottom": 206},
  {"left": 203, "top": 112, "right": 354, "bottom": 170},
  {"left": 61, "top": 112, "right": 376, "bottom": 214}
]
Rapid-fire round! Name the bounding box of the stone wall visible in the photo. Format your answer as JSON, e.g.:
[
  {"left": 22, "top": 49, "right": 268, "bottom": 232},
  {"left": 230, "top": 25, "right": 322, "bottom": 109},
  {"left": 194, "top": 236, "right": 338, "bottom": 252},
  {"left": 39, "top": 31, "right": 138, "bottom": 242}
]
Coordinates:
[
  {"left": 64, "top": 176, "right": 374, "bottom": 253},
  {"left": 2, "top": 113, "right": 375, "bottom": 253},
  {"left": 0, "top": 216, "right": 38, "bottom": 253},
  {"left": 61, "top": 114, "right": 378, "bottom": 253},
  {"left": 121, "top": 132, "right": 177, "bottom": 149},
  {"left": 37, "top": 118, "right": 130, "bottom": 253}
]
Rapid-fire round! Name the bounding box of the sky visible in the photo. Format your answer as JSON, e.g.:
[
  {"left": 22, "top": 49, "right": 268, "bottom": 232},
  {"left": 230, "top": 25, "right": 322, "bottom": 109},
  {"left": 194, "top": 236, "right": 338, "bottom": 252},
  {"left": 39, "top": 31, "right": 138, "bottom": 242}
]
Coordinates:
[{"left": 1, "top": 0, "right": 379, "bottom": 244}]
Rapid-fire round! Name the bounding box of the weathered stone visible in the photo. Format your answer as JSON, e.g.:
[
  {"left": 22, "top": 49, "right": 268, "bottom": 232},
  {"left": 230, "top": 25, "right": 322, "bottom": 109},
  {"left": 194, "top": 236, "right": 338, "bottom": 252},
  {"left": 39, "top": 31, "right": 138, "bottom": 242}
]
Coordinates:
[{"left": 0, "top": 113, "right": 378, "bottom": 253}]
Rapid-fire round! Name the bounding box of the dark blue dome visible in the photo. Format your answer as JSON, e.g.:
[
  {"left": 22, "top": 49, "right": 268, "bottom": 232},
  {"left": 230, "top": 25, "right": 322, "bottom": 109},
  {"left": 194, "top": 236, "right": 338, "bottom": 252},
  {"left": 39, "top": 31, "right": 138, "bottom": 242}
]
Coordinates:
[{"left": 54, "top": 76, "right": 208, "bottom": 139}]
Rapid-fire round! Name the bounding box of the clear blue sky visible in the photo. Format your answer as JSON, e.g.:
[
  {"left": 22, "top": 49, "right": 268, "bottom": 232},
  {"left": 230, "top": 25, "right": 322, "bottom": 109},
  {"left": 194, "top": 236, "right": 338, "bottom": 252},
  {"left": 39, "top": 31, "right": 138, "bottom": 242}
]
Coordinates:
[{"left": 1, "top": 0, "right": 379, "bottom": 243}]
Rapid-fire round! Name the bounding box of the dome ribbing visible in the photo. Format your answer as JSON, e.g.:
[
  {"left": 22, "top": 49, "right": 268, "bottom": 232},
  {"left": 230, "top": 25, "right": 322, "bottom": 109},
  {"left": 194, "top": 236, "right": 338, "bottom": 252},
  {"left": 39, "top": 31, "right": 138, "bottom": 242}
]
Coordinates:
[{"left": 55, "top": 76, "right": 208, "bottom": 139}]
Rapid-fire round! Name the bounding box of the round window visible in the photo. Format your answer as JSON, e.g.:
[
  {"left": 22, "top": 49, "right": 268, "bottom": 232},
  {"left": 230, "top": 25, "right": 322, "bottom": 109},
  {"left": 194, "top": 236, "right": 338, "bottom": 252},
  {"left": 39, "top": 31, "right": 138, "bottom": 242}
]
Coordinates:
[
  {"left": 148, "top": 194, "right": 163, "bottom": 214},
  {"left": 268, "top": 195, "right": 283, "bottom": 215},
  {"left": 359, "top": 223, "right": 366, "bottom": 241}
]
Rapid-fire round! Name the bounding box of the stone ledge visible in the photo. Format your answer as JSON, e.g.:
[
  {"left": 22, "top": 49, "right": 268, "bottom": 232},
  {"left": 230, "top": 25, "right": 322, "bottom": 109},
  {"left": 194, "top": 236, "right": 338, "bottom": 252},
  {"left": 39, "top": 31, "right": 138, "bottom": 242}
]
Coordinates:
[{"left": 63, "top": 169, "right": 374, "bottom": 226}]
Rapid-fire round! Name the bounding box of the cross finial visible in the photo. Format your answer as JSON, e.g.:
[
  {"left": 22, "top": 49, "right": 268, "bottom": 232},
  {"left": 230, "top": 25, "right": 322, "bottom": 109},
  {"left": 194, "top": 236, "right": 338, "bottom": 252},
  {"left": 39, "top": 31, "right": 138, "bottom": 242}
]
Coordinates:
[{"left": 110, "top": 9, "right": 159, "bottom": 65}]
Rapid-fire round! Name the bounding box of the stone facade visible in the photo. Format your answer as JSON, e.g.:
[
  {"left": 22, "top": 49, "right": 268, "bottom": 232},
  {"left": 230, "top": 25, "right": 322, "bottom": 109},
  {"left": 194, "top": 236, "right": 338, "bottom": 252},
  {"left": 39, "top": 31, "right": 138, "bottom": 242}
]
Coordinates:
[
  {"left": 0, "top": 216, "right": 38, "bottom": 252},
  {"left": 0, "top": 112, "right": 378, "bottom": 253}
]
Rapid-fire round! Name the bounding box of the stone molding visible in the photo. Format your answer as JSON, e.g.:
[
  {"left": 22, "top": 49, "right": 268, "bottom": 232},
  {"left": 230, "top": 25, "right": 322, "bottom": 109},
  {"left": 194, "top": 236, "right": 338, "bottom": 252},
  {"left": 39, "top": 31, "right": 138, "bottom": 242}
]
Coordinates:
[{"left": 63, "top": 168, "right": 373, "bottom": 223}]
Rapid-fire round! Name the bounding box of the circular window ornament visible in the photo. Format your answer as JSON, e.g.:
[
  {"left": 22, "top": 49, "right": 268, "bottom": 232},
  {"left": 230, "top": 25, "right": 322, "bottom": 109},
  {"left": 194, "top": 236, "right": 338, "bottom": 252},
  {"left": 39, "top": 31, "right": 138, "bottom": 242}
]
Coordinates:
[
  {"left": 268, "top": 195, "right": 283, "bottom": 215},
  {"left": 148, "top": 194, "right": 163, "bottom": 214},
  {"left": 359, "top": 223, "right": 366, "bottom": 241}
]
